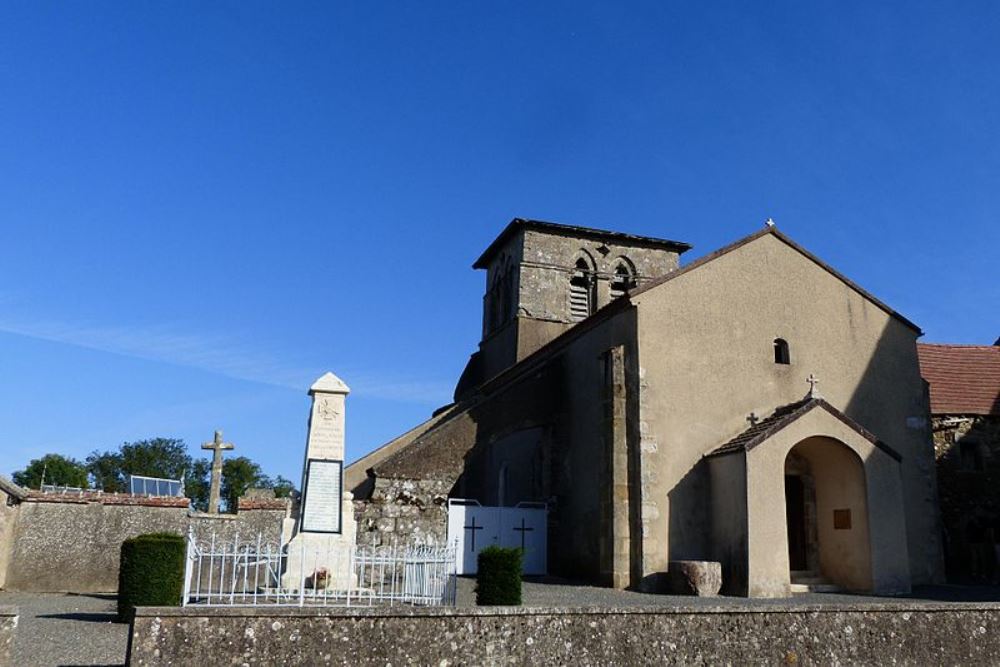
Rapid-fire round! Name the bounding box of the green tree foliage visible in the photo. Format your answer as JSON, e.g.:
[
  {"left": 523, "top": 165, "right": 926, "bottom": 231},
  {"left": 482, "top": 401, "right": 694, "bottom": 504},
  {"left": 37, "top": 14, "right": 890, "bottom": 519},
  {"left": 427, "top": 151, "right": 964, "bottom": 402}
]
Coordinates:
[
  {"left": 221, "top": 456, "right": 269, "bottom": 512},
  {"left": 184, "top": 459, "right": 212, "bottom": 512},
  {"left": 271, "top": 475, "right": 295, "bottom": 499},
  {"left": 28, "top": 436, "right": 294, "bottom": 510},
  {"left": 12, "top": 453, "right": 89, "bottom": 490},
  {"left": 87, "top": 438, "right": 192, "bottom": 492}
]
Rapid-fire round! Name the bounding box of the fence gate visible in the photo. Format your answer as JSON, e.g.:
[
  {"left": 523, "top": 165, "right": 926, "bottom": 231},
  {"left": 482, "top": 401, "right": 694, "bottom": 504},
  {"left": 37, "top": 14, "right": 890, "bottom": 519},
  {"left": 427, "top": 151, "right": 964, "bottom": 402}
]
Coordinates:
[{"left": 447, "top": 499, "right": 547, "bottom": 575}]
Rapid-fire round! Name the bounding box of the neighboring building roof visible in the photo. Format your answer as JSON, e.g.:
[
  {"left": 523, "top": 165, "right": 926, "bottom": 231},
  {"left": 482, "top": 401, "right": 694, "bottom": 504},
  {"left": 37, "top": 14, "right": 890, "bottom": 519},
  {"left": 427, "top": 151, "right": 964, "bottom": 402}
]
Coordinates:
[
  {"left": 917, "top": 343, "right": 1000, "bottom": 416},
  {"left": 473, "top": 218, "right": 692, "bottom": 269},
  {"left": 630, "top": 226, "right": 922, "bottom": 334},
  {"left": 706, "top": 397, "right": 902, "bottom": 462}
]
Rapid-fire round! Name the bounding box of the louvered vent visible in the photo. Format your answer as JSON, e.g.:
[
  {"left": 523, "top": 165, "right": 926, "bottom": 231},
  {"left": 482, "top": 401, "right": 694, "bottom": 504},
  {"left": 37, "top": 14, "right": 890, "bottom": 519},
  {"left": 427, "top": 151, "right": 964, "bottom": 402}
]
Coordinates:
[
  {"left": 570, "top": 273, "right": 592, "bottom": 322},
  {"left": 610, "top": 264, "right": 635, "bottom": 300}
]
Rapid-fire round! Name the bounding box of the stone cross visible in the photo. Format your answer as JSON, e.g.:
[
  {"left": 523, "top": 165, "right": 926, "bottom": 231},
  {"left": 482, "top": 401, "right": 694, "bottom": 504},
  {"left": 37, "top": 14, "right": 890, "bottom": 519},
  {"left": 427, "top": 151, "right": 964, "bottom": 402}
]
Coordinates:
[
  {"left": 201, "top": 430, "right": 234, "bottom": 514},
  {"left": 807, "top": 373, "right": 821, "bottom": 399}
]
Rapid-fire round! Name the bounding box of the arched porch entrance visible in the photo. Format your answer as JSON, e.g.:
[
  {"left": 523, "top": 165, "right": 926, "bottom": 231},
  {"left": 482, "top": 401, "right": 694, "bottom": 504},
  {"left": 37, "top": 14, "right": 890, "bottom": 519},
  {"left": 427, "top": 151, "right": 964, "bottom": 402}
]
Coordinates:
[{"left": 783, "top": 436, "right": 872, "bottom": 592}]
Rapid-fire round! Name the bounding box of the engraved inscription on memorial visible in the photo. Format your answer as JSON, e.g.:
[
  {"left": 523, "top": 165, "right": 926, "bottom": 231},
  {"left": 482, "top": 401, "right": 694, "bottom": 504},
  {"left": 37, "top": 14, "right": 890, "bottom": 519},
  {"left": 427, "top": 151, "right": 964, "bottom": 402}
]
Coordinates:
[
  {"left": 309, "top": 397, "right": 344, "bottom": 459},
  {"left": 301, "top": 459, "right": 343, "bottom": 533}
]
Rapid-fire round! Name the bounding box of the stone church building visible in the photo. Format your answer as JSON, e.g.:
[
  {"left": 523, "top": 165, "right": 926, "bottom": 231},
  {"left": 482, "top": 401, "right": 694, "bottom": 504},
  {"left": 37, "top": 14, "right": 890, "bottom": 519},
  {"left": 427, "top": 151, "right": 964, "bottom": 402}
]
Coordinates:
[{"left": 348, "top": 218, "right": 945, "bottom": 597}]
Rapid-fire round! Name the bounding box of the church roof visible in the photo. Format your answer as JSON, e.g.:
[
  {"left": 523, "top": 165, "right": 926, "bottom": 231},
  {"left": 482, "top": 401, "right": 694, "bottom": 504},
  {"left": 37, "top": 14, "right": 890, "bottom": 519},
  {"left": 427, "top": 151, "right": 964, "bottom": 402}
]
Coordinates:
[
  {"left": 372, "top": 400, "right": 478, "bottom": 481},
  {"left": 629, "top": 226, "right": 922, "bottom": 335},
  {"left": 473, "top": 218, "right": 692, "bottom": 269},
  {"left": 705, "top": 397, "right": 902, "bottom": 462},
  {"left": 917, "top": 343, "right": 1000, "bottom": 416}
]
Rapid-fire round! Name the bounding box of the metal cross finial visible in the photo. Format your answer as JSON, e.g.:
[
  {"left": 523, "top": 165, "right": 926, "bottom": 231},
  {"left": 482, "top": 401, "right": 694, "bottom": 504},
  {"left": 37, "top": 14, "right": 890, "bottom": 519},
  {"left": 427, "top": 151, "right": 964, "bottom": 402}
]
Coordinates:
[
  {"left": 201, "top": 429, "right": 235, "bottom": 514},
  {"left": 765, "top": 217, "right": 776, "bottom": 228},
  {"left": 807, "top": 373, "right": 821, "bottom": 399},
  {"left": 747, "top": 412, "right": 759, "bottom": 426}
]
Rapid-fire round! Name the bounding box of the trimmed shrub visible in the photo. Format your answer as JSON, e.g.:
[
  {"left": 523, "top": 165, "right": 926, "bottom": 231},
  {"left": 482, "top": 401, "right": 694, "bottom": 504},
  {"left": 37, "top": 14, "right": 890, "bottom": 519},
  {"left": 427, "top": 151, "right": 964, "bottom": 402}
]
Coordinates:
[
  {"left": 117, "top": 532, "right": 186, "bottom": 622},
  {"left": 475, "top": 546, "right": 522, "bottom": 605}
]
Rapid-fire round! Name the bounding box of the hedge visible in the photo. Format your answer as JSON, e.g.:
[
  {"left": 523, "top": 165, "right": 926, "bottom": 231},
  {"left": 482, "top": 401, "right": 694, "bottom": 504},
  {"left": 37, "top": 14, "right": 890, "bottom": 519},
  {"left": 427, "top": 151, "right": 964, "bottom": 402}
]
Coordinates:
[
  {"left": 476, "top": 545, "right": 522, "bottom": 605},
  {"left": 117, "top": 532, "right": 186, "bottom": 622}
]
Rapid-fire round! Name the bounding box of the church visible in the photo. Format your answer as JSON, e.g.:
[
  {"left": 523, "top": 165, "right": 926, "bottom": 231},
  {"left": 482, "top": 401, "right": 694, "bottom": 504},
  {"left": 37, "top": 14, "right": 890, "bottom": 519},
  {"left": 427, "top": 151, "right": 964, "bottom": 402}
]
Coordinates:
[{"left": 347, "top": 218, "right": 945, "bottom": 597}]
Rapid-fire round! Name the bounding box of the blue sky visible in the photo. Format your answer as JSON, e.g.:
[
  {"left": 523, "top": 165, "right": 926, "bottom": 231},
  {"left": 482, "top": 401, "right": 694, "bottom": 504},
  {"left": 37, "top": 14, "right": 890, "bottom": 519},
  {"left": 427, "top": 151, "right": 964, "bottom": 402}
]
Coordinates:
[{"left": 1, "top": 2, "right": 997, "bottom": 484}]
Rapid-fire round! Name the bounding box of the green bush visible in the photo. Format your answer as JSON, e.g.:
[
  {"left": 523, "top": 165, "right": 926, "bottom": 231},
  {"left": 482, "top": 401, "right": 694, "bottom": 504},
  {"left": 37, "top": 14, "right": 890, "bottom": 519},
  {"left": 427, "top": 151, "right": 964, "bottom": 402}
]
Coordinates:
[
  {"left": 475, "top": 546, "right": 522, "bottom": 605},
  {"left": 117, "top": 532, "right": 186, "bottom": 622}
]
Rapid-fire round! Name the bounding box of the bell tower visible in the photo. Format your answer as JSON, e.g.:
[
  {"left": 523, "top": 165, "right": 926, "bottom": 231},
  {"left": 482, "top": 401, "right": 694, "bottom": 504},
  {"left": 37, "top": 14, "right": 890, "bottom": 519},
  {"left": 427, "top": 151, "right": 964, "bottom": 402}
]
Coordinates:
[{"left": 454, "top": 218, "right": 690, "bottom": 400}]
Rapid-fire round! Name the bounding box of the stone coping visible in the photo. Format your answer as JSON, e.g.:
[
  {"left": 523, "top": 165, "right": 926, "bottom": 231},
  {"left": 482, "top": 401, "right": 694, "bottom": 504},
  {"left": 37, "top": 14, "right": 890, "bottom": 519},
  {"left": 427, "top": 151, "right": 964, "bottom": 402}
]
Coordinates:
[
  {"left": 136, "top": 600, "right": 1000, "bottom": 619},
  {"left": 0, "top": 606, "right": 17, "bottom": 617}
]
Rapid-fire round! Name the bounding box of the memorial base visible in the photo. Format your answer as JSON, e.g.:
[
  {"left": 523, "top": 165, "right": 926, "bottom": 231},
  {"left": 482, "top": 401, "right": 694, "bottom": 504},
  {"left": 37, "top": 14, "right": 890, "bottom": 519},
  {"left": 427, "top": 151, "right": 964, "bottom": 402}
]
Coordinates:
[{"left": 281, "top": 495, "right": 357, "bottom": 591}]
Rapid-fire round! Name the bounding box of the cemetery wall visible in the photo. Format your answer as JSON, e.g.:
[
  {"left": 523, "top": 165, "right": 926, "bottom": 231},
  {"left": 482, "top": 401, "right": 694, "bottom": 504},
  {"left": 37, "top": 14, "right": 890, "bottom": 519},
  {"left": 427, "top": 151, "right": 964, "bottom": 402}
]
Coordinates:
[
  {"left": 354, "top": 478, "right": 449, "bottom": 547},
  {"left": 128, "top": 602, "right": 1000, "bottom": 666},
  {"left": 0, "top": 606, "right": 15, "bottom": 667},
  {"left": 0, "top": 496, "right": 19, "bottom": 589},
  {"left": 4, "top": 494, "right": 288, "bottom": 593}
]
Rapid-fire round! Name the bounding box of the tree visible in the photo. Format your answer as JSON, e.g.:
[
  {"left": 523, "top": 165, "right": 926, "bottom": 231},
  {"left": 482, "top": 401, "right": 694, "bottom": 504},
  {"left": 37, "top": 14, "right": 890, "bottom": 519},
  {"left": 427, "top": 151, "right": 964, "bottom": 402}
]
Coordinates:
[
  {"left": 13, "top": 454, "right": 89, "bottom": 490},
  {"left": 271, "top": 475, "right": 295, "bottom": 499},
  {"left": 221, "top": 457, "right": 269, "bottom": 513},
  {"left": 184, "top": 459, "right": 212, "bottom": 512},
  {"left": 86, "top": 438, "right": 192, "bottom": 492}
]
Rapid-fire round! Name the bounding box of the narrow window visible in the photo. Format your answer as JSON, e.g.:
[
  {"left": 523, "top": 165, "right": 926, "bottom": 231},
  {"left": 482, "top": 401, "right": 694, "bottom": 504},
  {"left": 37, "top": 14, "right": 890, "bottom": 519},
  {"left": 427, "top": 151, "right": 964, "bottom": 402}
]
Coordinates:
[
  {"left": 774, "top": 338, "right": 790, "bottom": 365},
  {"left": 570, "top": 258, "right": 594, "bottom": 321},
  {"left": 610, "top": 261, "right": 635, "bottom": 300}
]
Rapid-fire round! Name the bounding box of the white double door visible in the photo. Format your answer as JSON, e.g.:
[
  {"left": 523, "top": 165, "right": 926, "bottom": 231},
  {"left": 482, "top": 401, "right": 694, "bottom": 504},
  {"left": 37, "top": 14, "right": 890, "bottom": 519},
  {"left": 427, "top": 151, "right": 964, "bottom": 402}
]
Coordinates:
[{"left": 447, "top": 499, "right": 547, "bottom": 575}]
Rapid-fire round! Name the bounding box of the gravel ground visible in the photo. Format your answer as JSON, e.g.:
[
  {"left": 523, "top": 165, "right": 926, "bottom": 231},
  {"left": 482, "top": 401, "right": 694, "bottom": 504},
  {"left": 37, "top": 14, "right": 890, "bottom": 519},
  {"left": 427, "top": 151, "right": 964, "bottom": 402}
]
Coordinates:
[
  {"left": 2, "top": 582, "right": 998, "bottom": 666},
  {"left": 0, "top": 592, "right": 128, "bottom": 667}
]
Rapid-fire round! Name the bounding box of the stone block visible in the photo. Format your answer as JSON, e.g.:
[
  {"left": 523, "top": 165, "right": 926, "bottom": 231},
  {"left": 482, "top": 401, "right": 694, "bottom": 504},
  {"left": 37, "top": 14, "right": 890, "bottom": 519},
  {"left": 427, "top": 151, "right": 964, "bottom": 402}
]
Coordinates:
[{"left": 666, "top": 560, "right": 722, "bottom": 597}]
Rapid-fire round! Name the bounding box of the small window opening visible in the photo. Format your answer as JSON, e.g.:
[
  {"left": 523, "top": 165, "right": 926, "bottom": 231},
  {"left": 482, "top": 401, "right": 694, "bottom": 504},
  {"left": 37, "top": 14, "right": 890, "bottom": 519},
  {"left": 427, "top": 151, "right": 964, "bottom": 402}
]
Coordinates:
[
  {"left": 773, "top": 338, "right": 790, "bottom": 365},
  {"left": 570, "top": 258, "right": 595, "bottom": 322},
  {"left": 610, "top": 262, "right": 636, "bottom": 300}
]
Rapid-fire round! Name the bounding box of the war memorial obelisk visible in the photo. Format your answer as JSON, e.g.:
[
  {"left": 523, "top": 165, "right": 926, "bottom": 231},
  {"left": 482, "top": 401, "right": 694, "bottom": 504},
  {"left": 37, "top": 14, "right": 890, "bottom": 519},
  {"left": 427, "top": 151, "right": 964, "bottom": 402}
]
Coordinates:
[{"left": 281, "top": 372, "right": 357, "bottom": 589}]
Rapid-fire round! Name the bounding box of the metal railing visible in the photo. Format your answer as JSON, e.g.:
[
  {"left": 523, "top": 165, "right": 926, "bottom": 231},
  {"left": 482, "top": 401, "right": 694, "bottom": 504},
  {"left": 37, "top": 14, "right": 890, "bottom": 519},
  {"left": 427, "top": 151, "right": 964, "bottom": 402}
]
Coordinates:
[{"left": 182, "top": 528, "right": 458, "bottom": 607}]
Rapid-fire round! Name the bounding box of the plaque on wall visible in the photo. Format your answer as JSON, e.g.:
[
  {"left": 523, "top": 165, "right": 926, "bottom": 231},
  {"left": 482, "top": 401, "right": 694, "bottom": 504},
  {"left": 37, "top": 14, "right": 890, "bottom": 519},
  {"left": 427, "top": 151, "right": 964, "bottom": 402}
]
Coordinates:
[{"left": 300, "top": 459, "right": 343, "bottom": 534}]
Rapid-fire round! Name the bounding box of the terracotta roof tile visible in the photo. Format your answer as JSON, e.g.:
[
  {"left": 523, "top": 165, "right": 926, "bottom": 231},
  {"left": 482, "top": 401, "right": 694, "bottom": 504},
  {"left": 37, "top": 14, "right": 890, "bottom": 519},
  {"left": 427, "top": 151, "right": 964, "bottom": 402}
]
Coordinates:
[
  {"left": 918, "top": 343, "right": 1000, "bottom": 416},
  {"left": 706, "top": 398, "right": 901, "bottom": 462},
  {"left": 24, "top": 490, "right": 191, "bottom": 507}
]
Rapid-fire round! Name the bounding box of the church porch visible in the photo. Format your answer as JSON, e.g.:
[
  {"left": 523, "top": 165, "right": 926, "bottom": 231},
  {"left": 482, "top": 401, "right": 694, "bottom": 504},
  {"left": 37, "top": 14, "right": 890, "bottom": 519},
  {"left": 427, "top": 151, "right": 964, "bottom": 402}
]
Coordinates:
[{"left": 707, "top": 398, "right": 912, "bottom": 597}]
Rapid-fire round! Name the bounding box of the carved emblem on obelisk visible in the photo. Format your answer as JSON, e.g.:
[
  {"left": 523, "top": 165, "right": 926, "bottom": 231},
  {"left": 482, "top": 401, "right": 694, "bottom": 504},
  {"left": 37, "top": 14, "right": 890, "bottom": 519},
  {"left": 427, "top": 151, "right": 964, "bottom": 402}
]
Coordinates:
[{"left": 317, "top": 396, "right": 339, "bottom": 421}]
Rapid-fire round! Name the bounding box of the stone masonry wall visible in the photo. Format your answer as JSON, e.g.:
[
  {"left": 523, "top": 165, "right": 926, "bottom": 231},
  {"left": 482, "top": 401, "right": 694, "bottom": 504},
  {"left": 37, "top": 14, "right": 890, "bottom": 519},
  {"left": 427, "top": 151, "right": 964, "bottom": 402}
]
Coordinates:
[
  {"left": 354, "top": 477, "right": 449, "bottom": 548},
  {"left": 933, "top": 415, "right": 1000, "bottom": 581},
  {"left": 129, "top": 603, "right": 1000, "bottom": 666},
  {"left": 4, "top": 494, "right": 287, "bottom": 592},
  {"left": 0, "top": 606, "right": 15, "bottom": 667},
  {"left": 0, "top": 492, "right": 20, "bottom": 589}
]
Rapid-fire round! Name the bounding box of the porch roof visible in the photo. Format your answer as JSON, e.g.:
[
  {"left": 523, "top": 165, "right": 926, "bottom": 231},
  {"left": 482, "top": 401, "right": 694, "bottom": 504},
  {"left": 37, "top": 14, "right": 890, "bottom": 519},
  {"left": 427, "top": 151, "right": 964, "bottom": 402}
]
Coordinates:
[{"left": 705, "top": 398, "right": 902, "bottom": 463}]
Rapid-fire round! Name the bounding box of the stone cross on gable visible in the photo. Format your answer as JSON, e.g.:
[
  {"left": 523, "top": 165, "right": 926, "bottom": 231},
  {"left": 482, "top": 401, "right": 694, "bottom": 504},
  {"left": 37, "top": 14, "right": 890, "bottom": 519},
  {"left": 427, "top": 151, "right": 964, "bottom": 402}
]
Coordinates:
[
  {"left": 807, "top": 373, "right": 821, "bottom": 399},
  {"left": 201, "top": 430, "right": 234, "bottom": 514}
]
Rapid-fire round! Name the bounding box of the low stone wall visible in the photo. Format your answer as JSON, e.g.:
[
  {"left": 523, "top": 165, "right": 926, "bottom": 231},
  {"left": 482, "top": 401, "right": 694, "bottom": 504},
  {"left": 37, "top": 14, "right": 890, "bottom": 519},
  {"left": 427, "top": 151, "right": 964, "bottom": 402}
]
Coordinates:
[
  {"left": 129, "top": 602, "right": 1000, "bottom": 666},
  {"left": 0, "top": 493, "right": 21, "bottom": 589},
  {"left": 354, "top": 477, "right": 449, "bottom": 547},
  {"left": 0, "top": 606, "right": 15, "bottom": 666},
  {"left": 4, "top": 495, "right": 287, "bottom": 593}
]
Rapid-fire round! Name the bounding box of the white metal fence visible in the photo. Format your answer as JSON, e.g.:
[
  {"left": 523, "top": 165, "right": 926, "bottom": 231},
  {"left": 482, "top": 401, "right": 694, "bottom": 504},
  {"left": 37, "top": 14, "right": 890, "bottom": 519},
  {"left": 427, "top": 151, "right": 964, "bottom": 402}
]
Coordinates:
[{"left": 182, "top": 528, "right": 458, "bottom": 607}]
